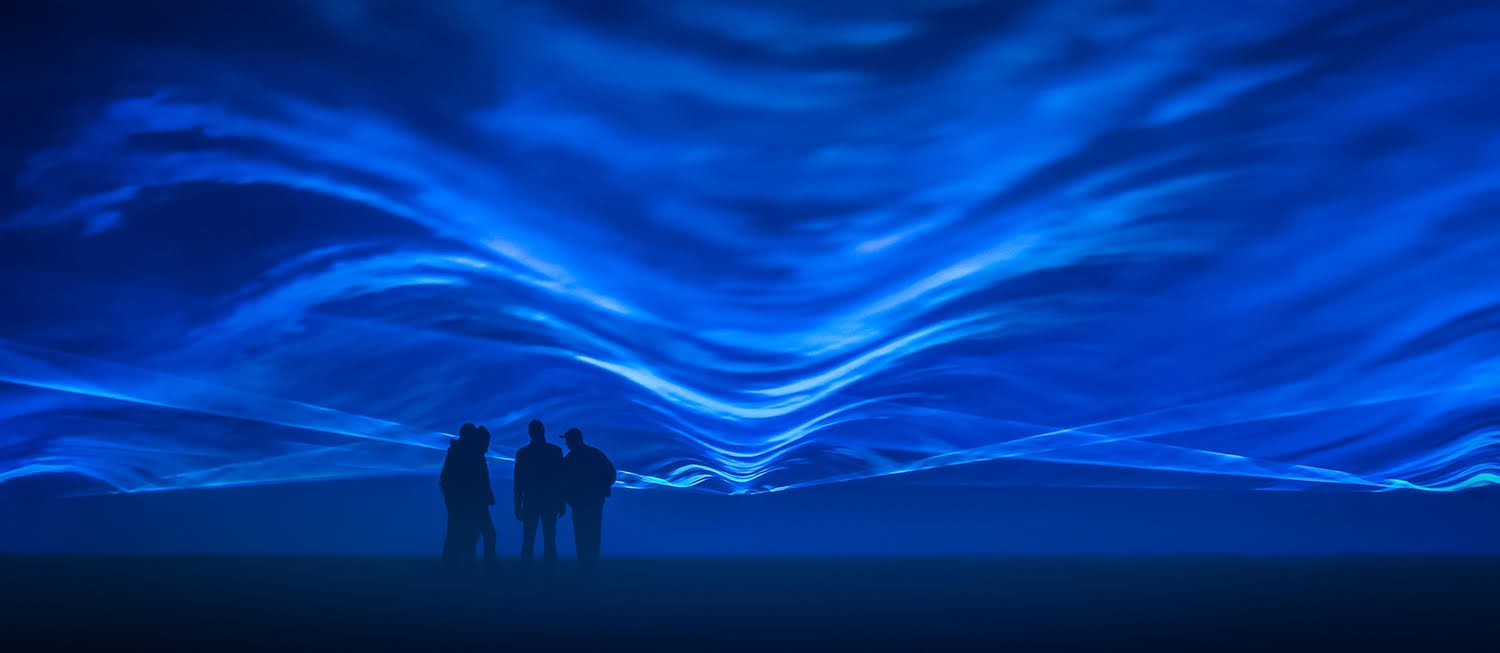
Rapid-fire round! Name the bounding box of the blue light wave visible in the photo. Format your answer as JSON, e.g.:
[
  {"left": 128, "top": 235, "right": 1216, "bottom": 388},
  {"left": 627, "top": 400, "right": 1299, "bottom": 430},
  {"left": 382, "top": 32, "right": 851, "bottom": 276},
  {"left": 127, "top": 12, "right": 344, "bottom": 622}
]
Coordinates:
[{"left": 3, "top": 0, "right": 1500, "bottom": 495}]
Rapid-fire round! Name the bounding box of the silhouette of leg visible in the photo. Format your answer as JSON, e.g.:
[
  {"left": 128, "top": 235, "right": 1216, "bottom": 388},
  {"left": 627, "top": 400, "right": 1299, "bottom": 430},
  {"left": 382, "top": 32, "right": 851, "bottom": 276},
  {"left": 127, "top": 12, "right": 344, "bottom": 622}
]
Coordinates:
[
  {"left": 572, "top": 502, "right": 603, "bottom": 569},
  {"left": 478, "top": 508, "right": 497, "bottom": 564},
  {"left": 442, "top": 510, "right": 459, "bottom": 564},
  {"left": 541, "top": 513, "right": 558, "bottom": 568},
  {"left": 521, "top": 512, "right": 539, "bottom": 564},
  {"left": 570, "top": 507, "right": 586, "bottom": 567},
  {"left": 461, "top": 509, "right": 480, "bottom": 566},
  {"left": 587, "top": 504, "right": 603, "bottom": 567}
]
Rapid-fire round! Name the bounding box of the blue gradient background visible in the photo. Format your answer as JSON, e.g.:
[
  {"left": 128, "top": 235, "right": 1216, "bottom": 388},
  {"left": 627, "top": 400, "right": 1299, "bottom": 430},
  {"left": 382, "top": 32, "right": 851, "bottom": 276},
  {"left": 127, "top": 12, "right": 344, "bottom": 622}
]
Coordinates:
[{"left": 3, "top": 0, "right": 1500, "bottom": 553}]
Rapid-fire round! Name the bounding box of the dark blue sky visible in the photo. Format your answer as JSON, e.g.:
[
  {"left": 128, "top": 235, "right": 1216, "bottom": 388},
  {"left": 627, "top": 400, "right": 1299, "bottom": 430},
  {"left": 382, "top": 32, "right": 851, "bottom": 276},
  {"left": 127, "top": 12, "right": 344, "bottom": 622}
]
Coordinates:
[{"left": 3, "top": 0, "right": 1500, "bottom": 553}]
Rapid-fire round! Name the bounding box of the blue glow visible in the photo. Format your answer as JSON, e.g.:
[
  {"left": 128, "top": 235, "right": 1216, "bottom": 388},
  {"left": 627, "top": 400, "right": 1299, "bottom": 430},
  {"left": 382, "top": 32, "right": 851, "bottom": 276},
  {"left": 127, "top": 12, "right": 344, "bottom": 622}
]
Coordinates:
[{"left": 4, "top": 0, "right": 1500, "bottom": 497}]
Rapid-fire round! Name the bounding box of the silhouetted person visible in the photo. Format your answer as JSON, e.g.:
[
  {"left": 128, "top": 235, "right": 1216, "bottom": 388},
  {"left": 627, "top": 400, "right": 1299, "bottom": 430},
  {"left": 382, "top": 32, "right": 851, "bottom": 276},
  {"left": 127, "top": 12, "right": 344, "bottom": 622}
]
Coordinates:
[
  {"left": 514, "top": 419, "right": 566, "bottom": 567},
  {"left": 471, "top": 425, "right": 497, "bottom": 566},
  {"left": 439, "top": 423, "right": 496, "bottom": 567},
  {"left": 561, "top": 428, "right": 616, "bottom": 570},
  {"left": 440, "top": 424, "right": 474, "bottom": 565}
]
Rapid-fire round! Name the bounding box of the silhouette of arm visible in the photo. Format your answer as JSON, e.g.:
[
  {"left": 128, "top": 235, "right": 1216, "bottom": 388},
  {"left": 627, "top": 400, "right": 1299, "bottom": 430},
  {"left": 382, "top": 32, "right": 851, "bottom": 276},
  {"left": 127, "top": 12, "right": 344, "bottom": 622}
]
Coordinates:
[
  {"left": 481, "top": 461, "right": 494, "bottom": 506},
  {"left": 512, "top": 452, "right": 525, "bottom": 519},
  {"left": 554, "top": 449, "right": 567, "bottom": 516},
  {"left": 601, "top": 453, "right": 617, "bottom": 498},
  {"left": 439, "top": 449, "right": 454, "bottom": 498}
]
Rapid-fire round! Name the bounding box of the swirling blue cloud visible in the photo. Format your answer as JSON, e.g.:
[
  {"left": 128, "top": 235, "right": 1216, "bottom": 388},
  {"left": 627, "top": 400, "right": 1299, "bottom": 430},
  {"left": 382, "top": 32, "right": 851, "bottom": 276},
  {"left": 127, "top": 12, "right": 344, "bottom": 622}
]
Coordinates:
[{"left": 3, "top": 0, "right": 1499, "bottom": 496}]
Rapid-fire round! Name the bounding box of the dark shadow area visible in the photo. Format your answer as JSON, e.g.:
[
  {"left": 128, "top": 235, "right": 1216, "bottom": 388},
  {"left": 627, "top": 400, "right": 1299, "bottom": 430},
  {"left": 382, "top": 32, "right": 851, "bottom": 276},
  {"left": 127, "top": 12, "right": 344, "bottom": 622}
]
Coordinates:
[{"left": 0, "top": 555, "right": 1496, "bottom": 651}]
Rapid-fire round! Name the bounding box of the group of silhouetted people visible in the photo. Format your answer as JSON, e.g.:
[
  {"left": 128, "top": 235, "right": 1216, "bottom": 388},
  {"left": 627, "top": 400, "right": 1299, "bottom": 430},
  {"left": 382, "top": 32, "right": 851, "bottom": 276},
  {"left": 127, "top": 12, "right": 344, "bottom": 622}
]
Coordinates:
[{"left": 440, "top": 419, "right": 616, "bottom": 571}]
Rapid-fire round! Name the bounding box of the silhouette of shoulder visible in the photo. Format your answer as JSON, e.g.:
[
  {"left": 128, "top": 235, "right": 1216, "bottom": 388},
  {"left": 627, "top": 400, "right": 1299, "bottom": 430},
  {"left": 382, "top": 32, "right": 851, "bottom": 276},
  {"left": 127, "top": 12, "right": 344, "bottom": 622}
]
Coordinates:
[
  {"left": 517, "top": 442, "right": 564, "bottom": 459},
  {"left": 563, "top": 444, "right": 616, "bottom": 498}
]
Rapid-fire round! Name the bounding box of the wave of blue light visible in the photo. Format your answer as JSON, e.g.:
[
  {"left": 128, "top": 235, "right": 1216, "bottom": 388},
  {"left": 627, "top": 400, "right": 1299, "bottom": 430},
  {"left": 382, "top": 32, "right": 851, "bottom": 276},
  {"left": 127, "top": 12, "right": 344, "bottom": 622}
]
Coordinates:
[{"left": 3, "top": 0, "right": 1500, "bottom": 495}]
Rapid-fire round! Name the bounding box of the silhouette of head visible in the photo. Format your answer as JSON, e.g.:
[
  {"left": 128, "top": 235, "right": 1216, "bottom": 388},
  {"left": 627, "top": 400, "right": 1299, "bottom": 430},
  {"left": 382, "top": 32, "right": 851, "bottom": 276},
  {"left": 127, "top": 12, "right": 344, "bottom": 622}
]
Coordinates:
[
  {"left": 458, "top": 423, "right": 478, "bottom": 442},
  {"left": 562, "top": 428, "right": 584, "bottom": 450},
  {"left": 528, "top": 419, "right": 545, "bottom": 443},
  {"left": 475, "top": 425, "right": 491, "bottom": 453}
]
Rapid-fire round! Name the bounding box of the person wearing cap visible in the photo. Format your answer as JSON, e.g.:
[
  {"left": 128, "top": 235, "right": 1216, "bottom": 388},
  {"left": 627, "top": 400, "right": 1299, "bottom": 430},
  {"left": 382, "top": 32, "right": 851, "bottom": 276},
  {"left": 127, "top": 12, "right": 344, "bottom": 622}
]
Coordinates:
[
  {"left": 513, "top": 419, "right": 565, "bottom": 568},
  {"left": 560, "top": 428, "right": 616, "bottom": 569}
]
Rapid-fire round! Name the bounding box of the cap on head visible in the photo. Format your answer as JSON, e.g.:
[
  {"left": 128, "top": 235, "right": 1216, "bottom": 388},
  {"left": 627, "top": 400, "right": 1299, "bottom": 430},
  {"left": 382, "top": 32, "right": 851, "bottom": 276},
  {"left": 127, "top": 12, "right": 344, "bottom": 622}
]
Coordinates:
[
  {"left": 562, "top": 428, "right": 583, "bottom": 443},
  {"left": 528, "top": 419, "right": 545, "bottom": 439},
  {"left": 459, "top": 423, "right": 478, "bottom": 439}
]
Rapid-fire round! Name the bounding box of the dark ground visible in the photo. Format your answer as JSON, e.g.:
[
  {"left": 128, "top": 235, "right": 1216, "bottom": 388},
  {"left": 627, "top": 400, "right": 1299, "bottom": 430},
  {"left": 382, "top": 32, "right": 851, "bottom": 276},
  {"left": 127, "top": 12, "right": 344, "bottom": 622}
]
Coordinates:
[{"left": 1, "top": 555, "right": 1497, "bottom": 651}]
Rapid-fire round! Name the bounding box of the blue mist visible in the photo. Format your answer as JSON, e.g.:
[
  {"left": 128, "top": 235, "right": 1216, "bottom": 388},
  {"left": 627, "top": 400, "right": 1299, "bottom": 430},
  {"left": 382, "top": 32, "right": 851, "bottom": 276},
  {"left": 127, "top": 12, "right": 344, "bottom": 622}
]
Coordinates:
[{"left": 3, "top": 0, "right": 1500, "bottom": 508}]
